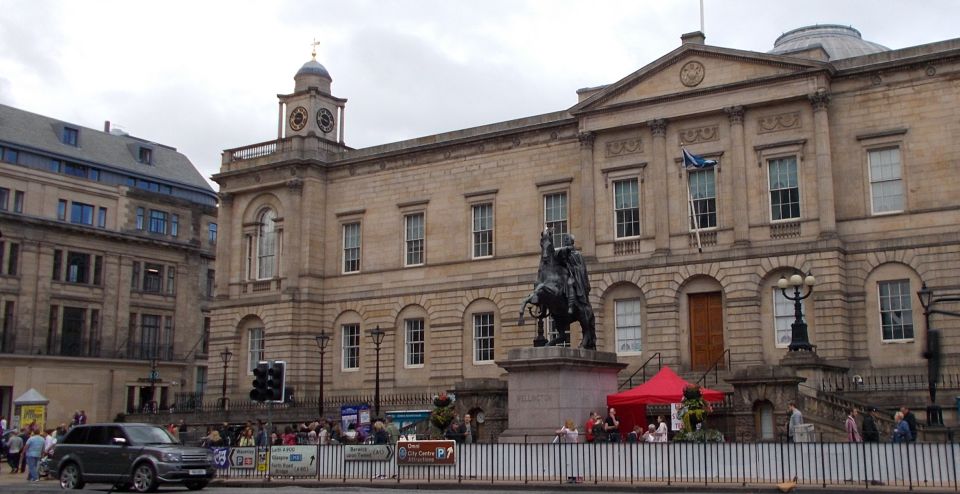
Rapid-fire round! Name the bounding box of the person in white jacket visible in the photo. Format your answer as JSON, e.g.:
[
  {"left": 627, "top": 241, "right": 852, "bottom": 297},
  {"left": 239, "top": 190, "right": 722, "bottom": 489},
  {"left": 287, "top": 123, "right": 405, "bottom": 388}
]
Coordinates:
[{"left": 655, "top": 416, "right": 669, "bottom": 442}]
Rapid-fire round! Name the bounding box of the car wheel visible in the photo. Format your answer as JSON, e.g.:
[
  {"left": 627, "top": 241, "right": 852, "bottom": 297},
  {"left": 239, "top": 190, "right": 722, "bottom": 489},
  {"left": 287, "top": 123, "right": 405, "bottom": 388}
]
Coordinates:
[
  {"left": 131, "top": 463, "right": 158, "bottom": 493},
  {"left": 184, "top": 480, "right": 209, "bottom": 491},
  {"left": 59, "top": 462, "right": 86, "bottom": 490}
]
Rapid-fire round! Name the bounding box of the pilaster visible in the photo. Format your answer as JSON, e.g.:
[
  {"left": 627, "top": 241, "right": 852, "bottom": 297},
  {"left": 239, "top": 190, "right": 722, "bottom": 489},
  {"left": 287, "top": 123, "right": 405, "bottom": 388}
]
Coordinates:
[{"left": 649, "top": 119, "right": 670, "bottom": 254}]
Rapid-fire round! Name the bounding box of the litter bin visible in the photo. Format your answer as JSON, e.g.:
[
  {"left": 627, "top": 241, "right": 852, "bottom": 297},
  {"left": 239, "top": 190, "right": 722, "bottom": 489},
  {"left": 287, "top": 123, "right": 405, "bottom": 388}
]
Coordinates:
[{"left": 794, "top": 423, "right": 816, "bottom": 443}]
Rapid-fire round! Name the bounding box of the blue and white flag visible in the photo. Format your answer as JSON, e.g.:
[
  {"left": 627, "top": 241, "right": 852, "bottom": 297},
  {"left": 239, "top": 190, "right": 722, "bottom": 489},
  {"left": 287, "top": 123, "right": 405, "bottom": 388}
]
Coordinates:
[{"left": 681, "top": 148, "right": 717, "bottom": 170}]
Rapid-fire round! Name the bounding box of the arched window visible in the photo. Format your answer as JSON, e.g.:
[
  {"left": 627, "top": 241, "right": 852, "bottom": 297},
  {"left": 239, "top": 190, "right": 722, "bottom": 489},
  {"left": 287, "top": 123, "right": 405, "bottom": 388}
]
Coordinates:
[{"left": 256, "top": 209, "right": 277, "bottom": 279}]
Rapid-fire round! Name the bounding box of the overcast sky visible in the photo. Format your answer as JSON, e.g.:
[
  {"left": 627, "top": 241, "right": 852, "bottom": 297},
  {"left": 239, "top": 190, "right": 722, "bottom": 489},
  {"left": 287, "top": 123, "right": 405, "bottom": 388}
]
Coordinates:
[{"left": 1, "top": 0, "right": 957, "bottom": 190}]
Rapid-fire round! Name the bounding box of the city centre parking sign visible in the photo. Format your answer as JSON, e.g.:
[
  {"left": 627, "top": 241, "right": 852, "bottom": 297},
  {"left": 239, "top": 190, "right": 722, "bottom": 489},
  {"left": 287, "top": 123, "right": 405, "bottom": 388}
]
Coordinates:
[{"left": 396, "top": 440, "right": 456, "bottom": 465}]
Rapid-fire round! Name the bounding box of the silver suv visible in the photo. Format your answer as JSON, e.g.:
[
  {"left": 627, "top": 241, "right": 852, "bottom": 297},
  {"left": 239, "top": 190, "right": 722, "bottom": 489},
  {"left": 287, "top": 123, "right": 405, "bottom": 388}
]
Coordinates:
[{"left": 51, "top": 423, "right": 214, "bottom": 492}]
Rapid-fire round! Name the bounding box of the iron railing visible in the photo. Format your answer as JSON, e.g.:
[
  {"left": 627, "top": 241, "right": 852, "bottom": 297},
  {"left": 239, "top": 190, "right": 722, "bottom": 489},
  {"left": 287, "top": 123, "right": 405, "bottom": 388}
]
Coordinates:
[
  {"left": 210, "top": 440, "right": 960, "bottom": 489},
  {"left": 696, "top": 349, "right": 731, "bottom": 388},
  {"left": 821, "top": 373, "right": 960, "bottom": 394},
  {"left": 619, "top": 352, "right": 661, "bottom": 390}
]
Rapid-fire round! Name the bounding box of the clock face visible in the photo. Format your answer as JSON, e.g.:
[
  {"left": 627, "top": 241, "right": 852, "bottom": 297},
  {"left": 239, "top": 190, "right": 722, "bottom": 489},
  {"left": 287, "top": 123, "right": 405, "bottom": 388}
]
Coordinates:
[
  {"left": 317, "top": 107, "right": 335, "bottom": 134},
  {"left": 289, "top": 106, "right": 308, "bottom": 131}
]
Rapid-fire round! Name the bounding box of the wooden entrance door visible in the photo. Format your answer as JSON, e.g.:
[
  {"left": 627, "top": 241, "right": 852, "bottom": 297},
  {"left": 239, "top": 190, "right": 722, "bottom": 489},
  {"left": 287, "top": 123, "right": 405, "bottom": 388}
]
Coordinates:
[{"left": 689, "top": 292, "right": 724, "bottom": 371}]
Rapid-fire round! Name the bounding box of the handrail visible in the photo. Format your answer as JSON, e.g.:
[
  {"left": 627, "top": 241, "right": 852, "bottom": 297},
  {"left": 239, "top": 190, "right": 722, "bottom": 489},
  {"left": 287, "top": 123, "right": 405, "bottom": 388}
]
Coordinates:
[
  {"left": 695, "top": 349, "right": 730, "bottom": 387},
  {"left": 618, "top": 352, "right": 661, "bottom": 390}
]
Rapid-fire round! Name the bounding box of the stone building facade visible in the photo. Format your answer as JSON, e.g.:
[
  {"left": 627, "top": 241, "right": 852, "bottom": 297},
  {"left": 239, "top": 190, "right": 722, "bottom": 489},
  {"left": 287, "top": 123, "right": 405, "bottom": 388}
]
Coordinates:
[
  {"left": 210, "top": 26, "right": 960, "bottom": 437},
  {"left": 0, "top": 104, "right": 218, "bottom": 425}
]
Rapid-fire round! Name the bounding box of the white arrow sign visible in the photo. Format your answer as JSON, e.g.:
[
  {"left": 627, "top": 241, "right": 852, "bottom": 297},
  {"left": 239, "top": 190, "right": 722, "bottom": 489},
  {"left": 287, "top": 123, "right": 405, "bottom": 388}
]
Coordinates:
[{"left": 344, "top": 444, "right": 393, "bottom": 462}]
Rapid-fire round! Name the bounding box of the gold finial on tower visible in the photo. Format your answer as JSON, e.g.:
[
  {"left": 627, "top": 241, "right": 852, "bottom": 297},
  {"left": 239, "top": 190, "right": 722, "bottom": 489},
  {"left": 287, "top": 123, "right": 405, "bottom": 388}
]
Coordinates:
[{"left": 310, "top": 38, "right": 320, "bottom": 60}]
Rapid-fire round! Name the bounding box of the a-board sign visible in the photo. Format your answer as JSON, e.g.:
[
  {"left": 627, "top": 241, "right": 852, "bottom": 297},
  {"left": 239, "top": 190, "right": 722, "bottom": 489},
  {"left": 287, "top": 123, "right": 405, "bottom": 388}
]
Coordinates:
[
  {"left": 396, "top": 440, "right": 456, "bottom": 465},
  {"left": 344, "top": 444, "right": 393, "bottom": 462}
]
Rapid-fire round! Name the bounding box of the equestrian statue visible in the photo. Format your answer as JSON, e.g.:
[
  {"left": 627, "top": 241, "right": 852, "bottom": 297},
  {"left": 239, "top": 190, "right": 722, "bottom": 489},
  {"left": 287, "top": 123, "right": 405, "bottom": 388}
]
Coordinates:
[{"left": 518, "top": 227, "right": 597, "bottom": 349}]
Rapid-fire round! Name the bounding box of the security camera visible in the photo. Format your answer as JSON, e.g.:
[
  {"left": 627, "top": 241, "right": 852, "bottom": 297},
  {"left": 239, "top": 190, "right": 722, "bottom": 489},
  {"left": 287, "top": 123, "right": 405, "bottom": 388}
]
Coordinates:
[{"left": 852, "top": 375, "right": 863, "bottom": 385}]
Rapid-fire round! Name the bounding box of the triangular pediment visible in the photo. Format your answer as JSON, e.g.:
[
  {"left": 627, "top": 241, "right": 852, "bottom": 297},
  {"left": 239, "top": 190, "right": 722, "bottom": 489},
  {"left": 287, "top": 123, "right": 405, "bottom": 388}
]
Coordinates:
[{"left": 571, "top": 44, "right": 830, "bottom": 114}]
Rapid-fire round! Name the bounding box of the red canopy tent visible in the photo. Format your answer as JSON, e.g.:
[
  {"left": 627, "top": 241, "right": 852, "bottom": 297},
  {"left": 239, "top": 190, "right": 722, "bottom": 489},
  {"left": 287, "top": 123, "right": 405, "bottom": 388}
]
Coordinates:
[{"left": 605, "top": 366, "right": 725, "bottom": 438}]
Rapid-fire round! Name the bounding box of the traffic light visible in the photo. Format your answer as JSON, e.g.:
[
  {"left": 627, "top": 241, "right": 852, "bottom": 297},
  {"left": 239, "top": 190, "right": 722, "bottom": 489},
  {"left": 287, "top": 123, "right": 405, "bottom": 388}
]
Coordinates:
[
  {"left": 250, "top": 361, "right": 269, "bottom": 402},
  {"left": 267, "top": 360, "right": 286, "bottom": 403}
]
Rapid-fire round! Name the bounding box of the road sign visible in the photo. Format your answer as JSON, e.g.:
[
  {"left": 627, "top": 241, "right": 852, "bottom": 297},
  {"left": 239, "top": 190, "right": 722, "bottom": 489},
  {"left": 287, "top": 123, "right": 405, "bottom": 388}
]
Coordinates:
[
  {"left": 396, "top": 440, "right": 456, "bottom": 465},
  {"left": 344, "top": 444, "right": 393, "bottom": 462},
  {"left": 229, "top": 447, "right": 257, "bottom": 469},
  {"left": 148, "top": 370, "right": 160, "bottom": 381}
]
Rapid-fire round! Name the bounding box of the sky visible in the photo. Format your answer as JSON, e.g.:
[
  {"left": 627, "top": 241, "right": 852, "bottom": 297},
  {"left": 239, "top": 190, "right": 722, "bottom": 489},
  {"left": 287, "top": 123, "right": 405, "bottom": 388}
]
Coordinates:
[{"left": 1, "top": 0, "right": 957, "bottom": 191}]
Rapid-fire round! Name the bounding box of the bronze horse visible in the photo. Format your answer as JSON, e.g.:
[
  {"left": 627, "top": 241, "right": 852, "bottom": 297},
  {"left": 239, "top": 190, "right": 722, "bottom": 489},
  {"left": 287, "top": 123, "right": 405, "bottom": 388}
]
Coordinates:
[{"left": 518, "top": 229, "right": 597, "bottom": 349}]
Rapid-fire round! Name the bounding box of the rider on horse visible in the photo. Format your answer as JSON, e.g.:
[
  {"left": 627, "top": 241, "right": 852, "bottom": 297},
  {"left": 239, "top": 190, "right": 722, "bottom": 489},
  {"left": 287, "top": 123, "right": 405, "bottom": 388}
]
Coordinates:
[{"left": 555, "top": 233, "right": 590, "bottom": 315}]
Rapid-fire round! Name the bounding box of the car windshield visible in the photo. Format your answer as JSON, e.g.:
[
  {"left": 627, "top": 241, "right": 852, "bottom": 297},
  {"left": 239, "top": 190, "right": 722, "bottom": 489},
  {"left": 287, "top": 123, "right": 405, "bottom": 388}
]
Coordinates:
[{"left": 124, "top": 426, "right": 178, "bottom": 445}]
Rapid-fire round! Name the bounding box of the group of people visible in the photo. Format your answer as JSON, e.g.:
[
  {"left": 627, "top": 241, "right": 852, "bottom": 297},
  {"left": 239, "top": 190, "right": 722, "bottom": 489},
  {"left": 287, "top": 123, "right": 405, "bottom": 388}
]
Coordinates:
[
  {"left": 2, "top": 414, "right": 79, "bottom": 482},
  {"left": 556, "top": 408, "right": 669, "bottom": 444},
  {"left": 443, "top": 412, "right": 476, "bottom": 444},
  {"left": 189, "top": 416, "right": 404, "bottom": 449},
  {"left": 788, "top": 402, "right": 920, "bottom": 443}
]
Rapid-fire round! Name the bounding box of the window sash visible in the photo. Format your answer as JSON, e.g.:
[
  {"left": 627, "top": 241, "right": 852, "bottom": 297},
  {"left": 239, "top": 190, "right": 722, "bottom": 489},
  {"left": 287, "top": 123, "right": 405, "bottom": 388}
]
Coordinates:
[
  {"left": 208, "top": 223, "right": 218, "bottom": 244},
  {"left": 135, "top": 207, "right": 145, "bottom": 230},
  {"left": 544, "top": 192, "right": 568, "bottom": 246},
  {"left": 869, "top": 148, "right": 904, "bottom": 214},
  {"left": 404, "top": 213, "right": 425, "bottom": 266},
  {"left": 149, "top": 210, "right": 167, "bottom": 233},
  {"left": 768, "top": 157, "right": 800, "bottom": 221},
  {"left": 342, "top": 324, "right": 360, "bottom": 369},
  {"left": 405, "top": 318, "right": 425, "bottom": 367},
  {"left": 613, "top": 178, "right": 640, "bottom": 238},
  {"left": 66, "top": 252, "right": 91, "bottom": 284},
  {"left": 615, "top": 299, "right": 642, "bottom": 354},
  {"left": 257, "top": 210, "right": 277, "bottom": 279},
  {"left": 472, "top": 203, "right": 494, "bottom": 258},
  {"left": 0, "top": 188, "right": 7, "bottom": 211},
  {"left": 473, "top": 313, "right": 495, "bottom": 362},
  {"left": 879, "top": 280, "right": 914, "bottom": 341},
  {"left": 143, "top": 263, "right": 163, "bottom": 293},
  {"left": 248, "top": 328, "right": 264, "bottom": 372},
  {"left": 140, "top": 314, "right": 160, "bottom": 359},
  {"left": 343, "top": 223, "right": 361, "bottom": 273},
  {"left": 70, "top": 203, "right": 94, "bottom": 225},
  {"left": 688, "top": 170, "right": 717, "bottom": 230}
]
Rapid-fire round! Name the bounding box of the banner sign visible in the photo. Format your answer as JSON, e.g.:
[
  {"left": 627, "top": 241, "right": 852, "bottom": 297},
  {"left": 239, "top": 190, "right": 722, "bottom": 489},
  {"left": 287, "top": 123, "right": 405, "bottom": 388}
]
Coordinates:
[
  {"left": 396, "top": 440, "right": 456, "bottom": 465},
  {"left": 229, "top": 447, "right": 257, "bottom": 469},
  {"left": 211, "top": 447, "right": 230, "bottom": 469},
  {"left": 269, "top": 446, "right": 317, "bottom": 477},
  {"left": 344, "top": 444, "right": 393, "bottom": 462},
  {"left": 19, "top": 405, "right": 45, "bottom": 431},
  {"left": 670, "top": 403, "right": 683, "bottom": 431}
]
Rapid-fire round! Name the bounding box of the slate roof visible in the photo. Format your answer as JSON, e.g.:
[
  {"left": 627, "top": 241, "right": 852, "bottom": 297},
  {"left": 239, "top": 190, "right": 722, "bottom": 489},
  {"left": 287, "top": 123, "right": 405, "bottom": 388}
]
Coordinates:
[
  {"left": 0, "top": 103, "right": 213, "bottom": 194},
  {"left": 770, "top": 25, "right": 889, "bottom": 60}
]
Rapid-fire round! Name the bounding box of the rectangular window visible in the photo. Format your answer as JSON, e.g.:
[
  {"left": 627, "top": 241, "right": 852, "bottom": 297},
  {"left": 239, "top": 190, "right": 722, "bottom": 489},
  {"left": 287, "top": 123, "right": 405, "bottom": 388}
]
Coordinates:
[
  {"left": 244, "top": 235, "right": 253, "bottom": 280},
  {"left": 472, "top": 203, "right": 494, "bottom": 258},
  {"left": 143, "top": 263, "right": 162, "bottom": 293},
  {"left": 7, "top": 243, "right": 18, "bottom": 276},
  {"left": 58, "top": 199, "right": 67, "bottom": 221},
  {"left": 473, "top": 312, "right": 495, "bottom": 363},
  {"left": 89, "top": 309, "right": 101, "bottom": 356},
  {"left": 62, "top": 127, "right": 79, "bottom": 146},
  {"left": 343, "top": 222, "right": 361, "bottom": 273},
  {"left": 135, "top": 207, "right": 145, "bottom": 230},
  {"left": 171, "top": 214, "right": 179, "bottom": 237},
  {"left": 773, "top": 288, "right": 805, "bottom": 348},
  {"left": 1, "top": 301, "right": 14, "bottom": 352},
  {"left": 201, "top": 317, "right": 211, "bottom": 355},
  {"left": 47, "top": 305, "right": 59, "bottom": 355},
  {"left": 93, "top": 255, "right": 103, "bottom": 285},
  {"left": 49, "top": 160, "right": 61, "bottom": 173},
  {"left": 879, "top": 280, "right": 914, "bottom": 341},
  {"left": 66, "top": 251, "right": 91, "bottom": 284},
  {"left": 0, "top": 188, "right": 7, "bottom": 211},
  {"left": 61, "top": 307, "right": 85, "bottom": 357},
  {"left": 405, "top": 318, "right": 425, "bottom": 367},
  {"left": 52, "top": 249, "right": 63, "bottom": 281},
  {"left": 208, "top": 223, "right": 218, "bottom": 244},
  {"left": 404, "top": 213, "right": 424, "bottom": 266},
  {"left": 161, "top": 316, "right": 174, "bottom": 360},
  {"left": 13, "top": 191, "right": 23, "bottom": 213},
  {"left": 544, "top": 192, "right": 568, "bottom": 246},
  {"left": 70, "top": 202, "right": 94, "bottom": 225},
  {"left": 140, "top": 314, "right": 160, "bottom": 359},
  {"left": 64, "top": 162, "right": 88, "bottom": 178},
  {"left": 248, "top": 327, "right": 264, "bottom": 372},
  {"left": 149, "top": 210, "right": 167, "bottom": 234},
  {"left": 769, "top": 157, "right": 800, "bottom": 221},
  {"left": 342, "top": 323, "right": 360, "bottom": 370},
  {"left": 166, "top": 266, "right": 176, "bottom": 294},
  {"left": 195, "top": 367, "right": 208, "bottom": 395},
  {"left": 97, "top": 207, "right": 107, "bottom": 228},
  {"left": 131, "top": 261, "right": 140, "bottom": 289},
  {"left": 3, "top": 148, "right": 17, "bottom": 164},
  {"left": 613, "top": 178, "right": 640, "bottom": 238},
  {"left": 869, "top": 147, "right": 904, "bottom": 214},
  {"left": 689, "top": 169, "right": 717, "bottom": 230},
  {"left": 615, "top": 299, "right": 642, "bottom": 354},
  {"left": 206, "top": 269, "right": 215, "bottom": 297},
  {"left": 138, "top": 147, "right": 152, "bottom": 164}
]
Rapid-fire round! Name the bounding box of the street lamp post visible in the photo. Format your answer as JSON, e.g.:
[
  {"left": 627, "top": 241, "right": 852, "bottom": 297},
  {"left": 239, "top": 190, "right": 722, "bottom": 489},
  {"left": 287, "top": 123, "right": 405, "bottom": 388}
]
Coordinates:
[
  {"left": 315, "top": 332, "right": 331, "bottom": 418},
  {"left": 778, "top": 271, "right": 816, "bottom": 352},
  {"left": 368, "top": 325, "right": 386, "bottom": 418},
  {"left": 916, "top": 282, "right": 952, "bottom": 427},
  {"left": 220, "top": 348, "right": 233, "bottom": 410}
]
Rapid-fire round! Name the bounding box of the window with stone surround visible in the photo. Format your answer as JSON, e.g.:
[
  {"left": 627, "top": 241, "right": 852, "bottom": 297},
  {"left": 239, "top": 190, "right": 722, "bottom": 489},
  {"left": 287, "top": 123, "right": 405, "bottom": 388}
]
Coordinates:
[
  {"left": 405, "top": 318, "right": 424, "bottom": 367},
  {"left": 248, "top": 327, "right": 264, "bottom": 372},
  {"left": 342, "top": 222, "right": 361, "bottom": 274},
  {"left": 473, "top": 312, "right": 495, "bottom": 363},
  {"left": 472, "top": 203, "right": 494, "bottom": 259},
  {"left": 404, "top": 212, "right": 424, "bottom": 266},
  {"left": 544, "top": 192, "right": 568, "bottom": 246},
  {"left": 615, "top": 299, "right": 642, "bottom": 354},
  {"left": 879, "top": 279, "right": 914, "bottom": 341},
  {"left": 768, "top": 156, "right": 800, "bottom": 221},
  {"left": 256, "top": 208, "right": 278, "bottom": 279},
  {"left": 869, "top": 147, "right": 904, "bottom": 214},
  {"left": 342, "top": 323, "right": 360, "bottom": 370},
  {"left": 614, "top": 178, "right": 640, "bottom": 239},
  {"left": 688, "top": 169, "right": 716, "bottom": 230}
]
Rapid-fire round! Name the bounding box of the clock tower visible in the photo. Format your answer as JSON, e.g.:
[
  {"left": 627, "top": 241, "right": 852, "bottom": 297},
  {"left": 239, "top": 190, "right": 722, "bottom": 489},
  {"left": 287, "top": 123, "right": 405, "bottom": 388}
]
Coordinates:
[{"left": 278, "top": 47, "right": 346, "bottom": 144}]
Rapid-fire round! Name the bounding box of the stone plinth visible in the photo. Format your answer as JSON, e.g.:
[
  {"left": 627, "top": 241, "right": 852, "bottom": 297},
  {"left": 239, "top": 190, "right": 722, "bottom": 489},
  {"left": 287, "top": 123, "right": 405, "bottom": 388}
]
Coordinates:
[
  {"left": 728, "top": 365, "right": 805, "bottom": 442},
  {"left": 495, "top": 346, "right": 627, "bottom": 443},
  {"left": 779, "top": 351, "right": 848, "bottom": 398}
]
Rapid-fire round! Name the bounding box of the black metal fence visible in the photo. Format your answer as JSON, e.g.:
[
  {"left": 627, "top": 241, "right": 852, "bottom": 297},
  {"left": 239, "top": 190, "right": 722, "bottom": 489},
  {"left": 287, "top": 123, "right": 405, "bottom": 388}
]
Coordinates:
[
  {"left": 821, "top": 373, "right": 960, "bottom": 394},
  {"left": 212, "top": 441, "right": 960, "bottom": 489}
]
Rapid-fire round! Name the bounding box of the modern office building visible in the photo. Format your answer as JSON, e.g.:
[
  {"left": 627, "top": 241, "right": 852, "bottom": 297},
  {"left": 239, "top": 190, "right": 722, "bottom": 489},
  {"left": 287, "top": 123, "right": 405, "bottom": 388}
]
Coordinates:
[
  {"left": 209, "top": 25, "right": 960, "bottom": 437},
  {"left": 0, "top": 104, "right": 218, "bottom": 425}
]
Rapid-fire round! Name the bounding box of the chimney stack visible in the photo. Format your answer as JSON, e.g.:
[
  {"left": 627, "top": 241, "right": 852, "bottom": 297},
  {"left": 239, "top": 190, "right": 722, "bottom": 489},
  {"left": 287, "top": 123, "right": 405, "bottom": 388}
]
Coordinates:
[
  {"left": 681, "top": 31, "right": 706, "bottom": 45},
  {"left": 104, "top": 120, "right": 111, "bottom": 133}
]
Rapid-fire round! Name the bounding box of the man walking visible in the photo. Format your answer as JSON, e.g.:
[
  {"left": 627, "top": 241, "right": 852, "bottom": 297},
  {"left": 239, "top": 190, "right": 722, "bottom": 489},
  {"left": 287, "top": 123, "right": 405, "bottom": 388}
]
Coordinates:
[
  {"left": 900, "top": 406, "right": 918, "bottom": 442},
  {"left": 787, "top": 402, "right": 803, "bottom": 442},
  {"left": 23, "top": 430, "right": 44, "bottom": 481},
  {"left": 862, "top": 407, "right": 880, "bottom": 442}
]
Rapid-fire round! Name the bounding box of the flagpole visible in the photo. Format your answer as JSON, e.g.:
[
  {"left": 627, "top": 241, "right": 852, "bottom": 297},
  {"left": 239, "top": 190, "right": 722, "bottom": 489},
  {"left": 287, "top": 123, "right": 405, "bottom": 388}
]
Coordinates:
[
  {"left": 687, "top": 171, "right": 703, "bottom": 253},
  {"left": 700, "top": 0, "right": 705, "bottom": 34}
]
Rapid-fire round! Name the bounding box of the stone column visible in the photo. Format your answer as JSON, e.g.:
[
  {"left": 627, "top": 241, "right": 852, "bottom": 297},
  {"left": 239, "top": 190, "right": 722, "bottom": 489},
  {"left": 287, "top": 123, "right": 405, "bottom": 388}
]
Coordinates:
[
  {"left": 809, "top": 90, "right": 837, "bottom": 238},
  {"left": 214, "top": 192, "right": 233, "bottom": 299},
  {"left": 284, "top": 178, "right": 304, "bottom": 296},
  {"left": 650, "top": 119, "right": 670, "bottom": 254},
  {"left": 725, "top": 106, "right": 749, "bottom": 246},
  {"left": 578, "top": 132, "right": 597, "bottom": 256}
]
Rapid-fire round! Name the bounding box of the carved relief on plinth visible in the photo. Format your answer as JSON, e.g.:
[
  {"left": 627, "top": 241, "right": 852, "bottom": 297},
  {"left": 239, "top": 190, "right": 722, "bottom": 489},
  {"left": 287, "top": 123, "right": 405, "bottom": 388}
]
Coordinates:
[
  {"left": 678, "top": 125, "right": 718, "bottom": 146},
  {"left": 605, "top": 137, "right": 642, "bottom": 157},
  {"left": 757, "top": 112, "right": 801, "bottom": 134}
]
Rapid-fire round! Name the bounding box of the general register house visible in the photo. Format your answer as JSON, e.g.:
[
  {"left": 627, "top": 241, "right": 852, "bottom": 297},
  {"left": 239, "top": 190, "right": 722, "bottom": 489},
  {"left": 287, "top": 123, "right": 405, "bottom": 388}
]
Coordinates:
[{"left": 211, "top": 26, "right": 960, "bottom": 429}]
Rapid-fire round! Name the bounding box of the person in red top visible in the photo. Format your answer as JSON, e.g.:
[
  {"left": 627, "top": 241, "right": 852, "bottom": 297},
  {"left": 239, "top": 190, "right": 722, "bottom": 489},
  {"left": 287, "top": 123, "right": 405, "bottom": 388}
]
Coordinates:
[
  {"left": 583, "top": 411, "right": 598, "bottom": 443},
  {"left": 282, "top": 426, "right": 297, "bottom": 445}
]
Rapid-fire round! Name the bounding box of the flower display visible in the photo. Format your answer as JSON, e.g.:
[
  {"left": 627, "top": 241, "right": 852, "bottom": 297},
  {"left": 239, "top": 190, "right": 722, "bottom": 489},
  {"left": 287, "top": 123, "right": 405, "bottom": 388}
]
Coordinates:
[
  {"left": 430, "top": 391, "right": 457, "bottom": 437},
  {"left": 674, "top": 384, "right": 722, "bottom": 442}
]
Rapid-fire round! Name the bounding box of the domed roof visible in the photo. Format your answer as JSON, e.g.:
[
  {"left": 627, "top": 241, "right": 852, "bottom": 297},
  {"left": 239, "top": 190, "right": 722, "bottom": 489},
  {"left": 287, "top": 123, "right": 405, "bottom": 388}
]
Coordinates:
[
  {"left": 296, "top": 59, "right": 331, "bottom": 80},
  {"left": 769, "top": 25, "right": 889, "bottom": 60}
]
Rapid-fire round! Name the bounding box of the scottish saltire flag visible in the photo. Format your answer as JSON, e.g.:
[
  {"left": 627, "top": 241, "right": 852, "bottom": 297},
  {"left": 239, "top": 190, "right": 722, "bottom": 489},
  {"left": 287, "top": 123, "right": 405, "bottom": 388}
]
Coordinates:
[{"left": 682, "top": 148, "right": 717, "bottom": 170}]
